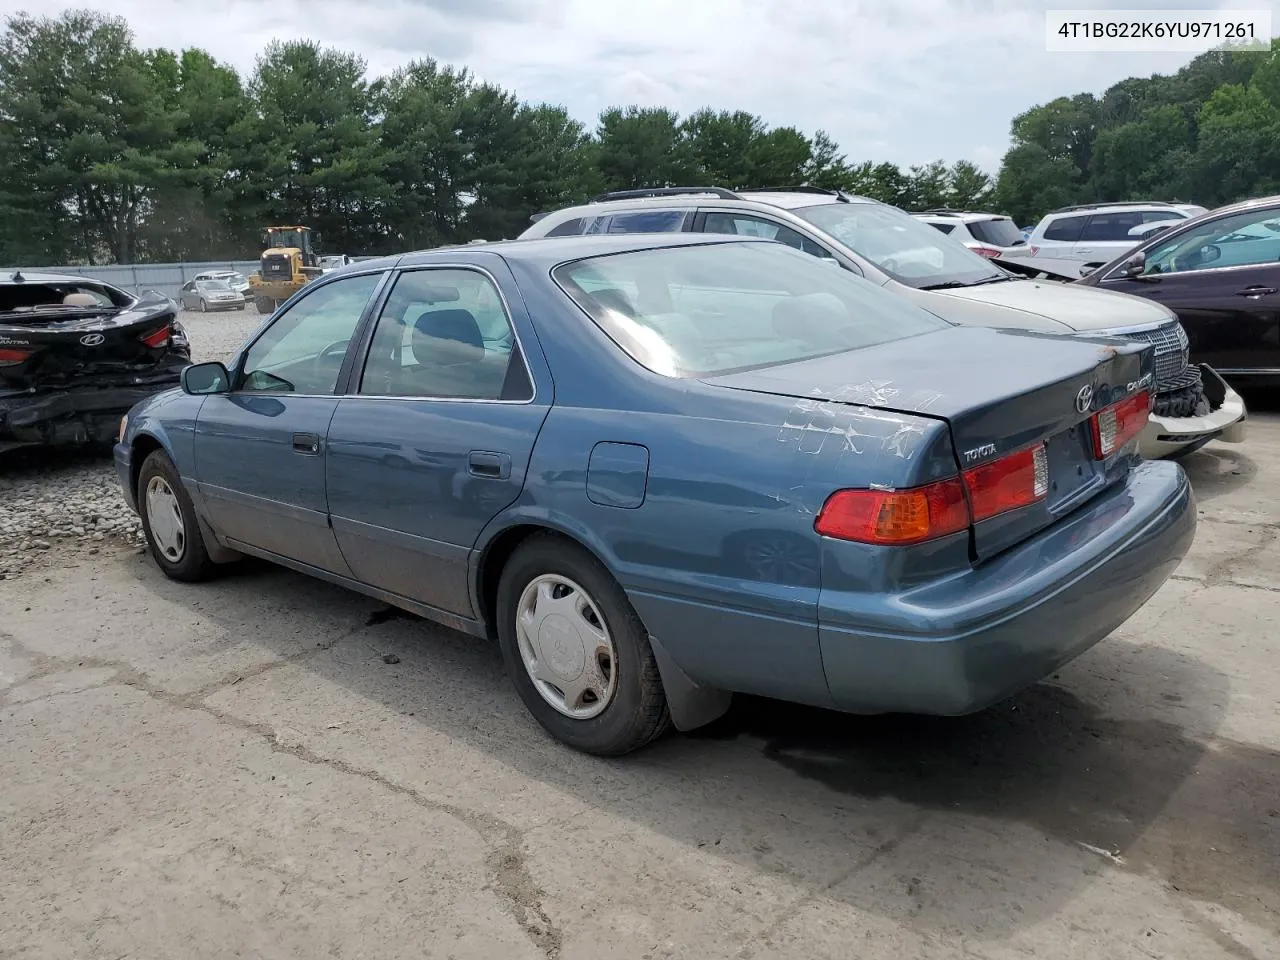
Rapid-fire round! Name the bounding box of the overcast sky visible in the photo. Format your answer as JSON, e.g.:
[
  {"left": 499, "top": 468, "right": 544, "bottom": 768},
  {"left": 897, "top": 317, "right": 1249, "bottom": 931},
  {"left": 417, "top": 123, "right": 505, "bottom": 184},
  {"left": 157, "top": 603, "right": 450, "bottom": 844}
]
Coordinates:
[{"left": 2, "top": 0, "right": 1274, "bottom": 171}]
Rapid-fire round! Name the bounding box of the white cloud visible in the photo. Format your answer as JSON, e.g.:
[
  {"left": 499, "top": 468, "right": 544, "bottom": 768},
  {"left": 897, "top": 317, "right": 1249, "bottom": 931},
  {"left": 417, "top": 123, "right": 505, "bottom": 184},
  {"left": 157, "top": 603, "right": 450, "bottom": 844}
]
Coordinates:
[{"left": 1, "top": 0, "right": 1270, "bottom": 168}]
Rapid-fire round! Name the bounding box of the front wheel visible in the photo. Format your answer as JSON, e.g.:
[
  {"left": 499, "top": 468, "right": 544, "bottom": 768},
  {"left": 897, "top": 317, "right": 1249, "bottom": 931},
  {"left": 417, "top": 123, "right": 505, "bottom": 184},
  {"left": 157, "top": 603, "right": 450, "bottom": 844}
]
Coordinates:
[
  {"left": 254, "top": 296, "right": 275, "bottom": 315},
  {"left": 496, "top": 534, "right": 670, "bottom": 756},
  {"left": 137, "top": 449, "right": 216, "bottom": 582},
  {"left": 199, "top": 298, "right": 207, "bottom": 312}
]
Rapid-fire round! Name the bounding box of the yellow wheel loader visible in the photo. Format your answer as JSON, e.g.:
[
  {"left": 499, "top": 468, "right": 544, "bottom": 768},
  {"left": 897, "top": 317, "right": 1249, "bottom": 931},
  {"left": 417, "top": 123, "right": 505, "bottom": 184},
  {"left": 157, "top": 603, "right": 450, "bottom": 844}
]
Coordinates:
[{"left": 246, "top": 226, "right": 325, "bottom": 314}]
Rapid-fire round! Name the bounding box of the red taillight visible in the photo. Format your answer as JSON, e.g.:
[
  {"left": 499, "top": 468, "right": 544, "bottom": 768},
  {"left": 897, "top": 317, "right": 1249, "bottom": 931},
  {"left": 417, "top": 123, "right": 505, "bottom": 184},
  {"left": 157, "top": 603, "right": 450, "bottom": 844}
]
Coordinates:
[
  {"left": 815, "top": 479, "right": 968, "bottom": 546},
  {"left": 138, "top": 323, "right": 170, "bottom": 348},
  {"left": 1029, "top": 245, "right": 1039, "bottom": 256},
  {"left": 972, "top": 246, "right": 1002, "bottom": 258},
  {"left": 0, "top": 347, "right": 32, "bottom": 365},
  {"left": 963, "top": 444, "right": 1049, "bottom": 521},
  {"left": 815, "top": 444, "right": 1049, "bottom": 545},
  {"left": 1090, "top": 390, "right": 1150, "bottom": 459}
]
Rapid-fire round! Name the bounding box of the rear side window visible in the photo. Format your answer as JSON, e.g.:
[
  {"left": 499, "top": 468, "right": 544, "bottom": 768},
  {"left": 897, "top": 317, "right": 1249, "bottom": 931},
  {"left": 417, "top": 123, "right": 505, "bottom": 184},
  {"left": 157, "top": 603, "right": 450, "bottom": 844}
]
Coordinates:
[
  {"left": 358, "top": 268, "right": 530, "bottom": 401},
  {"left": 1141, "top": 210, "right": 1186, "bottom": 223},
  {"left": 926, "top": 222, "right": 956, "bottom": 234},
  {"left": 553, "top": 240, "right": 948, "bottom": 378},
  {"left": 600, "top": 210, "right": 690, "bottom": 234},
  {"left": 1042, "top": 215, "right": 1087, "bottom": 242},
  {"left": 967, "top": 218, "right": 1023, "bottom": 246},
  {"left": 545, "top": 217, "right": 587, "bottom": 237},
  {"left": 1081, "top": 212, "right": 1146, "bottom": 241}
]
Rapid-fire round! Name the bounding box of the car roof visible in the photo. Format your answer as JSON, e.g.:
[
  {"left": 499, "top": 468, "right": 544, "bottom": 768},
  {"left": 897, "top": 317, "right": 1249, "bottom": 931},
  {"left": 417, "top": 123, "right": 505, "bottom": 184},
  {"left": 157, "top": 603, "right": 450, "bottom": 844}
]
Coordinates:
[
  {"left": 1044, "top": 202, "right": 1192, "bottom": 217},
  {"left": 528, "top": 190, "right": 880, "bottom": 224},
  {"left": 357, "top": 232, "right": 766, "bottom": 273},
  {"left": 914, "top": 211, "right": 1008, "bottom": 223}
]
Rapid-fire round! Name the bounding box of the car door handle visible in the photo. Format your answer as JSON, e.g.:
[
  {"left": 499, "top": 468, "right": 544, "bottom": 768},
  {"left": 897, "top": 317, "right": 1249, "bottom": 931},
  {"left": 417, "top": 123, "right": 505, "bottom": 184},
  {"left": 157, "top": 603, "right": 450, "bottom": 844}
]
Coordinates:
[
  {"left": 468, "top": 450, "right": 511, "bottom": 479},
  {"left": 1236, "top": 285, "right": 1277, "bottom": 298},
  {"left": 292, "top": 432, "right": 321, "bottom": 455}
]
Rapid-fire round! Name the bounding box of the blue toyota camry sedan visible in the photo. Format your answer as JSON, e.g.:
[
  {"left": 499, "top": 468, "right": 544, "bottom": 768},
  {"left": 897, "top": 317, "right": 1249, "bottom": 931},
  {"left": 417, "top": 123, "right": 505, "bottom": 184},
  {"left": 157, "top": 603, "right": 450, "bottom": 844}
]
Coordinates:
[{"left": 115, "top": 234, "right": 1195, "bottom": 755}]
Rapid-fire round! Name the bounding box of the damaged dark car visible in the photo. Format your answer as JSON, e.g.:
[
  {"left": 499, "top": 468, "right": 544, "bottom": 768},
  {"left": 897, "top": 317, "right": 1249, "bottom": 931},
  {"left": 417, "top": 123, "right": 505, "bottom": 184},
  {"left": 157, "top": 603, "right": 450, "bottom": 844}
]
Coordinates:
[{"left": 1, "top": 271, "right": 190, "bottom": 453}]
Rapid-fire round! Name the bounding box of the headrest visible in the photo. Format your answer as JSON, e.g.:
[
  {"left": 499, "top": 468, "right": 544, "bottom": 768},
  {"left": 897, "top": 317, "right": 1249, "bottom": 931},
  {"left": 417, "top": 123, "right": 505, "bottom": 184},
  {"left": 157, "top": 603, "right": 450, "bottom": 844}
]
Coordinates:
[{"left": 413, "top": 308, "right": 483, "bottom": 351}]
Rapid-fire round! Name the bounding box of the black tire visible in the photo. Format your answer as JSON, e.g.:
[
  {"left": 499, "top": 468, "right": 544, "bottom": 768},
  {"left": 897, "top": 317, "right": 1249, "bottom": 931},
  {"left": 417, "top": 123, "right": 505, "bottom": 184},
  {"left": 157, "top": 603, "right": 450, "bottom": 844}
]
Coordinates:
[
  {"left": 199, "top": 298, "right": 207, "bottom": 313},
  {"left": 255, "top": 296, "right": 274, "bottom": 315},
  {"left": 137, "top": 449, "right": 217, "bottom": 582},
  {"left": 496, "top": 533, "right": 670, "bottom": 756}
]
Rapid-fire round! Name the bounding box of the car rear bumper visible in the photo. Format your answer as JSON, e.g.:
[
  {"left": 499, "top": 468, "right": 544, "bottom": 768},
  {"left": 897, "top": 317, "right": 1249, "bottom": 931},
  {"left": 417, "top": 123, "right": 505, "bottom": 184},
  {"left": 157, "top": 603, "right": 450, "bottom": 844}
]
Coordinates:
[
  {"left": 0, "top": 382, "right": 176, "bottom": 451},
  {"left": 1139, "top": 364, "right": 1247, "bottom": 459},
  {"left": 817, "top": 459, "right": 1194, "bottom": 715}
]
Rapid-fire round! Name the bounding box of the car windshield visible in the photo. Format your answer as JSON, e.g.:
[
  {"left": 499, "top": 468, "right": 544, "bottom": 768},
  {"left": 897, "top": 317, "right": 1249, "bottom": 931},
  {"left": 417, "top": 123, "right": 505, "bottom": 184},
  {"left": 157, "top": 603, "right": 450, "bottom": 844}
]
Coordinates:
[
  {"left": 552, "top": 240, "right": 951, "bottom": 378},
  {"left": 796, "top": 202, "right": 1005, "bottom": 289},
  {"left": 197, "top": 280, "right": 232, "bottom": 291},
  {"left": 968, "top": 218, "right": 1024, "bottom": 247}
]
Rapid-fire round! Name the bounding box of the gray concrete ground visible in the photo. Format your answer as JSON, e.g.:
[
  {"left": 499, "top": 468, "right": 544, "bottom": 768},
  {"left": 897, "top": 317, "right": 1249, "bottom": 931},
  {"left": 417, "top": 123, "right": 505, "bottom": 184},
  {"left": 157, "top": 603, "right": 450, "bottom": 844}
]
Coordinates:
[{"left": 0, "top": 309, "right": 1277, "bottom": 958}]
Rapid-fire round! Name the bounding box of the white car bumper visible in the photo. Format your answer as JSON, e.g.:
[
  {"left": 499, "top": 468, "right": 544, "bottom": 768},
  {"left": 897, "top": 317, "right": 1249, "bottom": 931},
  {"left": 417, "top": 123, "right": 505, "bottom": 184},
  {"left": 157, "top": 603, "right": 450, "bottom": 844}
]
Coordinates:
[{"left": 1138, "top": 366, "right": 1247, "bottom": 459}]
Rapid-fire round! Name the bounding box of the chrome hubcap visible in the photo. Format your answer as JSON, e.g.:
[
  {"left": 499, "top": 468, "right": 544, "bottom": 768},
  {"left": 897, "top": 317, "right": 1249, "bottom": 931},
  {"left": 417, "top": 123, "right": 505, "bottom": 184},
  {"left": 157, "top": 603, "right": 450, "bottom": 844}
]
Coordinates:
[
  {"left": 145, "top": 476, "right": 186, "bottom": 563},
  {"left": 515, "top": 574, "right": 617, "bottom": 720}
]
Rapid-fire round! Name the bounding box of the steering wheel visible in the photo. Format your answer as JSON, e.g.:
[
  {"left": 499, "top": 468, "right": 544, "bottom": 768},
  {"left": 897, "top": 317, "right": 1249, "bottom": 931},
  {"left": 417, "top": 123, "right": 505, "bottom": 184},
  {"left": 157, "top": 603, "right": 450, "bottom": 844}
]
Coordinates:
[{"left": 312, "top": 339, "right": 350, "bottom": 383}]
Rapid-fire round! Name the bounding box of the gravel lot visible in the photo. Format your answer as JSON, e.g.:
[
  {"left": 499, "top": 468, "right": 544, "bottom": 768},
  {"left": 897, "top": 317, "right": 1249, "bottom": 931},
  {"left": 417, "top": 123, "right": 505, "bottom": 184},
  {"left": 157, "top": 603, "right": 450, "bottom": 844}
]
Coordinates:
[{"left": 0, "top": 309, "right": 262, "bottom": 579}]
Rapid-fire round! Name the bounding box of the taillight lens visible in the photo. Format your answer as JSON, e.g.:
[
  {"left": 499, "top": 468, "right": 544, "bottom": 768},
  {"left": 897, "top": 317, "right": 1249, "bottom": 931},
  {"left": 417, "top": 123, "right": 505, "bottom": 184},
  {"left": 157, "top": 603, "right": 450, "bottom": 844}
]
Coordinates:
[
  {"left": 964, "top": 443, "right": 1049, "bottom": 521},
  {"left": 138, "top": 323, "right": 170, "bottom": 348},
  {"left": 815, "top": 479, "right": 968, "bottom": 546},
  {"left": 0, "top": 347, "right": 32, "bottom": 365},
  {"left": 1029, "top": 245, "right": 1039, "bottom": 256},
  {"left": 1090, "top": 390, "right": 1150, "bottom": 459},
  {"left": 816, "top": 443, "right": 1049, "bottom": 545},
  {"left": 972, "top": 246, "right": 1002, "bottom": 258}
]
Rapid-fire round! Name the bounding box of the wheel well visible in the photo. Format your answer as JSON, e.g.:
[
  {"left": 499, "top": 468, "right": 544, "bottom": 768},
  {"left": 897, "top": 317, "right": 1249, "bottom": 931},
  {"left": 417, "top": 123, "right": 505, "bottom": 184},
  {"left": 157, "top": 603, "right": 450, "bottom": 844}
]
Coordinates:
[
  {"left": 476, "top": 524, "right": 600, "bottom": 638},
  {"left": 130, "top": 433, "right": 164, "bottom": 499}
]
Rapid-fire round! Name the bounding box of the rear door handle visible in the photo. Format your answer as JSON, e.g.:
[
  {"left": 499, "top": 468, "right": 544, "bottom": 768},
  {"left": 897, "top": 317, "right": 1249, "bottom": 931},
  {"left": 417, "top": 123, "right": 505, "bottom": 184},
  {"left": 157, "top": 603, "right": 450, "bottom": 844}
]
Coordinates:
[
  {"left": 468, "top": 450, "right": 511, "bottom": 479},
  {"left": 1236, "top": 285, "right": 1277, "bottom": 298},
  {"left": 292, "top": 432, "right": 321, "bottom": 455}
]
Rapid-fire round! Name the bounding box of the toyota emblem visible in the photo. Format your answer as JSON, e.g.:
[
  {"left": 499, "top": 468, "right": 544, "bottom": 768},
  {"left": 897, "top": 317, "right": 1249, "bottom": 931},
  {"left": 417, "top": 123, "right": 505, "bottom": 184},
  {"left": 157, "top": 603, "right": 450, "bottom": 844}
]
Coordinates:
[
  {"left": 79, "top": 333, "right": 105, "bottom": 346},
  {"left": 1075, "top": 384, "right": 1094, "bottom": 414}
]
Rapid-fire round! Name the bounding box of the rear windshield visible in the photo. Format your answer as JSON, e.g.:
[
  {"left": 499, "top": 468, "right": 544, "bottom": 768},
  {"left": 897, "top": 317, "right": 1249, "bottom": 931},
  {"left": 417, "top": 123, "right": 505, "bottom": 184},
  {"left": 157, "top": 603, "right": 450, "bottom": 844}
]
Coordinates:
[
  {"left": 967, "top": 218, "right": 1023, "bottom": 246},
  {"left": 552, "top": 240, "right": 950, "bottom": 378},
  {"left": 0, "top": 281, "right": 128, "bottom": 312}
]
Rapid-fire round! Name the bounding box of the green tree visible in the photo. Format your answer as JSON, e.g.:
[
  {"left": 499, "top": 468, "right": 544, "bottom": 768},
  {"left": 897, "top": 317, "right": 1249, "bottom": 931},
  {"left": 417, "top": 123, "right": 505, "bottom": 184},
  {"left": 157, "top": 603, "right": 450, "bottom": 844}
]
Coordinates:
[
  {"left": 946, "top": 160, "right": 994, "bottom": 209},
  {"left": 238, "top": 40, "right": 388, "bottom": 256},
  {"left": 595, "top": 106, "right": 695, "bottom": 190}
]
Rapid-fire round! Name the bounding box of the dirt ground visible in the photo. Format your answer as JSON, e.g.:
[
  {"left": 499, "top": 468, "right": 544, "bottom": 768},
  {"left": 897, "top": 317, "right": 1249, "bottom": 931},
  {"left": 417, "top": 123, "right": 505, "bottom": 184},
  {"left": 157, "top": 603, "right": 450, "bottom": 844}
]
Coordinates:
[{"left": 1, "top": 405, "right": 1277, "bottom": 958}]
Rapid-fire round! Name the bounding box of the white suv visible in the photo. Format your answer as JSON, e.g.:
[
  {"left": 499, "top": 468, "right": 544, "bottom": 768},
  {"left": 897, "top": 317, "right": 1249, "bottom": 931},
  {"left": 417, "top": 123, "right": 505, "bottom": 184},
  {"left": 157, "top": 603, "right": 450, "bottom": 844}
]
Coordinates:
[
  {"left": 1006, "top": 202, "right": 1207, "bottom": 277},
  {"left": 913, "top": 210, "right": 1028, "bottom": 260}
]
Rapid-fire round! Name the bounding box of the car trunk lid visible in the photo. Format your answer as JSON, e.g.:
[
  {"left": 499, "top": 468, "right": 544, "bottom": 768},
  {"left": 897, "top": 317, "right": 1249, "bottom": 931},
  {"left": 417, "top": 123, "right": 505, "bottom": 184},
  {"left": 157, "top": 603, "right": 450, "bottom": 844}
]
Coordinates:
[
  {"left": 0, "top": 298, "right": 179, "bottom": 389},
  {"left": 703, "top": 325, "right": 1155, "bottom": 561}
]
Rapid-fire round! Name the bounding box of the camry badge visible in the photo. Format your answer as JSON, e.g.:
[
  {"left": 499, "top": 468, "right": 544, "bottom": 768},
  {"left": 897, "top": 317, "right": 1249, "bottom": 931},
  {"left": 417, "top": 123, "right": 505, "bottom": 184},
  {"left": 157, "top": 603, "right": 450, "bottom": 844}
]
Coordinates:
[{"left": 1075, "top": 384, "right": 1093, "bottom": 414}]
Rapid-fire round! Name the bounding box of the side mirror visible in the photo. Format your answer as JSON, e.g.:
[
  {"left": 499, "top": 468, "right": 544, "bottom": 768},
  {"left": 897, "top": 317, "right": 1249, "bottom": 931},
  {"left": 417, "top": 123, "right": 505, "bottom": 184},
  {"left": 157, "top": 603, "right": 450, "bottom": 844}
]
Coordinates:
[
  {"left": 1079, "top": 263, "right": 1098, "bottom": 278},
  {"left": 1122, "top": 251, "right": 1146, "bottom": 277},
  {"left": 820, "top": 256, "right": 840, "bottom": 267},
  {"left": 181, "top": 361, "right": 231, "bottom": 395}
]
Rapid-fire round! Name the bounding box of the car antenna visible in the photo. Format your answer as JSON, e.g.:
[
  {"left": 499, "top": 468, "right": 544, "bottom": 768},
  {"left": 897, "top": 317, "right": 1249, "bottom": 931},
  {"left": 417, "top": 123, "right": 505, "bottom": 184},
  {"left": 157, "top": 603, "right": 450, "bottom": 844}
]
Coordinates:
[{"left": 11, "top": 269, "right": 25, "bottom": 283}]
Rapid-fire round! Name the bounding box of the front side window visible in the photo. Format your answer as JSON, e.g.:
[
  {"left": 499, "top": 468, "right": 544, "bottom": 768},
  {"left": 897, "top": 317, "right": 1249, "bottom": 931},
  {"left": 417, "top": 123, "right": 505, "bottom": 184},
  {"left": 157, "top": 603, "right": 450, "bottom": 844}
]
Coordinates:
[
  {"left": 553, "top": 240, "right": 949, "bottom": 378},
  {"left": 1081, "top": 212, "right": 1146, "bottom": 242},
  {"left": 358, "top": 268, "right": 531, "bottom": 401},
  {"left": 797, "top": 201, "right": 1003, "bottom": 289},
  {"left": 1141, "top": 206, "right": 1280, "bottom": 276},
  {"left": 238, "top": 273, "right": 381, "bottom": 394},
  {"left": 703, "top": 213, "right": 831, "bottom": 258}
]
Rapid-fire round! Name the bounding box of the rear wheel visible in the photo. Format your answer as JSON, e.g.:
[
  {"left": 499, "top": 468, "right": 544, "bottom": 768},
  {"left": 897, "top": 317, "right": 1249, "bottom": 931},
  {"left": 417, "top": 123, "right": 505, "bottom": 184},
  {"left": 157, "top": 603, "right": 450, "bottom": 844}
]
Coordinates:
[
  {"left": 496, "top": 534, "right": 670, "bottom": 755},
  {"left": 137, "top": 450, "right": 216, "bottom": 582}
]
